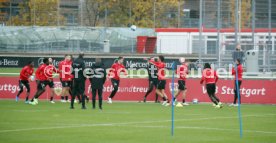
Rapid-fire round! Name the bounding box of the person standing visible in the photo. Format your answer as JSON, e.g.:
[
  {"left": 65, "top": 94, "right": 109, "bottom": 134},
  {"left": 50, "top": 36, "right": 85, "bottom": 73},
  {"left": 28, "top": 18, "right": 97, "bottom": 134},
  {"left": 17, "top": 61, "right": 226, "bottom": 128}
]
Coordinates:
[
  {"left": 143, "top": 57, "right": 159, "bottom": 103},
  {"left": 15, "top": 61, "right": 34, "bottom": 103},
  {"left": 58, "top": 55, "right": 66, "bottom": 102},
  {"left": 45, "top": 58, "right": 59, "bottom": 103},
  {"left": 232, "top": 44, "right": 244, "bottom": 64},
  {"left": 71, "top": 53, "right": 86, "bottom": 109},
  {"left": 29, "top": 58, "right": 50, "bottom": 105},
  {"left": 89, "top": 58, "right": 106, "bottom": 110},
  {"left": 149, "top": 55, "right": 169, "bottom": 106},
  {"left": 174, "top": 58, "right": 189, "bottom": 106},
  {"left": 59, "top": 55, "right": 73, "bottom": 103},
  {"left": 230, "top": 59, "right": 243, "bottom": 106},
  {"left": 107, "top": 56, "right": 127, "bottom": 104},
  {"left": 200, "top": 63, "right": 222, "bottom": 108}
]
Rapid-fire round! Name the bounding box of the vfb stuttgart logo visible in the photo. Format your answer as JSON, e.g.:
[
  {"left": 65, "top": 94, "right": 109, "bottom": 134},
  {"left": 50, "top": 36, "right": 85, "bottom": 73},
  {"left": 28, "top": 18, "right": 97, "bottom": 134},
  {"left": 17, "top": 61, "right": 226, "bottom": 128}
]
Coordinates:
[{"left": 54, "top": 82, "right": 62, "bottom": 96}]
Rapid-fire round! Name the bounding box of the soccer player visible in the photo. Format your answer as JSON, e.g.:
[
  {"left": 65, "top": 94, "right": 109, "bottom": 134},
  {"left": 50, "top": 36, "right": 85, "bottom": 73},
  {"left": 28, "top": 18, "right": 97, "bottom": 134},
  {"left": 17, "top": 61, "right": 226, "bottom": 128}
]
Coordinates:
[
  {"left": 230, "top": 59, "right": 243, "bottom": 106},
  {"left": 29, "top": 58, "right": 50, "bottom": 105},
  {"left": 58, "top": 54, "right": 72, "bottom": 103},
  {"left": 143, "top": 57, "right": 159, "bottom": 103},
  {"left": 149, "top": 55, "right": 169, "bottom": 106},
  {"left": 71, "top": 53, "right": 86, "bottom": 109},
  {"left": 107, "top": 56, "right": 127, "bottom": 104},
  {"left": 58, "top": 55, "right": 66, "bottom": 102},
  {"left": 200, "top": 63, "right": 222, "bottom": 108},
  {"left": 67, "top": 55, "right": 83, "bottom": 104},
  {"left": 15, "top": 61, "right": 34, "bottom": 103},
  {"left": 89, "top": 58, "right": 106, "bottom": 110},
  {"left": 45, "top": 57, "right": 58, "bottom": 103},
  {"left": 174, "top": 58, "right": 189, "bottom": 106}
]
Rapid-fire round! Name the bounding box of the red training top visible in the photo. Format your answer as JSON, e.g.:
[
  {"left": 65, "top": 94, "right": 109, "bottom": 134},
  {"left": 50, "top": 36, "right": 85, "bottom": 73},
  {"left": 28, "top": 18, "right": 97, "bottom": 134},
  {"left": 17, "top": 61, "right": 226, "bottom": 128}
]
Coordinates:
[
  {"left": 200, "top": 68, "right": 219, "bottom": 84},
  {"left": 59, "top": 60, "right": 73, "bottom": 81},
  {"left": 45, "top": 64, "right": 58, "bottom": 80},
  {"left": 232, "top": 64, "right": 243, "bottom": 81},
  {"left": 108, "top": 62, "right": 127, "bottom": 80},
  {"left": 176, "top": 63, "right": 189, "bottom": 81},
  {"left": 150, "top": 60, "right": 166, "bottom": 80},
  {"left": 58, "top": 60, "right": 66, "bottom": 78},
  {"left": 19, "top": 65, "right": 34, "bottom": 81},
  {"left": 35, "top": 64, "right": 49, "bottom": 81}
]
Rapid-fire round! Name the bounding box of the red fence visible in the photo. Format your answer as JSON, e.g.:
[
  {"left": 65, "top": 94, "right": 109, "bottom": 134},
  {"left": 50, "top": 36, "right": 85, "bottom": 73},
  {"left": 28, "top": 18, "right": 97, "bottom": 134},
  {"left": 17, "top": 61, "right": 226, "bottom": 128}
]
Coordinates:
[
  {"left": 0, "top": 77, "right": 275, "bottom": 104},
  {"left": 136, "top": 36, "right": 157, "bottom": 54}
]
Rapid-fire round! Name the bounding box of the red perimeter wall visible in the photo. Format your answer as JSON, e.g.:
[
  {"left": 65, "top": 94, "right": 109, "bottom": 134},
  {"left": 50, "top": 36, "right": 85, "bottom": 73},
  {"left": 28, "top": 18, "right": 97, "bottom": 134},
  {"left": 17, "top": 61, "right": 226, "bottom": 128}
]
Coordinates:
[{"left": 1, "top": 77, "right": 276, "bottom": 104}]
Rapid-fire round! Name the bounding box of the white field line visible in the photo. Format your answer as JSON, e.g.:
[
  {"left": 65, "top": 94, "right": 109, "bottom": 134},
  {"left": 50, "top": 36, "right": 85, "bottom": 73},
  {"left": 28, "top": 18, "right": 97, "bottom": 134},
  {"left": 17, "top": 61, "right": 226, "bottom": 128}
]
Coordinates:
[
  {"left": 4, "top": 109, "right": 49, "bottom": 112},
  {"left": 0, "top": 108, "right": 205, "bottom": 116},
  {"left": 0, "top": 114, "right": 275, "bottom": 134},
  {"left": 116, "top": 125, "right": 276, "bottom": 135}
]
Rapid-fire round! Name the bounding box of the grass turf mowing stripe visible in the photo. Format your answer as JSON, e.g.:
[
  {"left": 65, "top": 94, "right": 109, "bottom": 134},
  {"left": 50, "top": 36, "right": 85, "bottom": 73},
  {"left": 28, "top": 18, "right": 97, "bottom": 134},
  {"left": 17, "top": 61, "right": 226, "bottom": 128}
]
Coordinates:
[
  {"left": 114, "top": 125, "right": 276, "bottom": 135},
  {"left": 0, "top": 113, "right": 275, "bottom": 134}
]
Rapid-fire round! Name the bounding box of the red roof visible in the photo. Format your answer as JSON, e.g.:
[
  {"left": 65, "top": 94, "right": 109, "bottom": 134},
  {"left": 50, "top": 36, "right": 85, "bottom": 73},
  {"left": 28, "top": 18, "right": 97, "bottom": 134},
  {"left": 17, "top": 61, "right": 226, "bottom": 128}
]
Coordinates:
[{"left": 155, "top": 28, "right": 276, "bottom": 33}]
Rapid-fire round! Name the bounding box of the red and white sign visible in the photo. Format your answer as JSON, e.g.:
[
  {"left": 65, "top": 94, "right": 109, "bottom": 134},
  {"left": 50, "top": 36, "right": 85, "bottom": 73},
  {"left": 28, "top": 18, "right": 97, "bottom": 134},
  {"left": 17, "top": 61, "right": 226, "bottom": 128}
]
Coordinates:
[{"left": 0, "top": 77, "right": 276, "bottom": 104}]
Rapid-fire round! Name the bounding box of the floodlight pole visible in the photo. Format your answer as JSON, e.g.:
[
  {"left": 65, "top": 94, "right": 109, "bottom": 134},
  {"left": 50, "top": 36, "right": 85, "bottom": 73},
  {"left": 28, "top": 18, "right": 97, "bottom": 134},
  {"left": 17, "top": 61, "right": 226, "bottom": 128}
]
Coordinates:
[
  {"left": 153, "top": 0, "right": 156, "bottom": 28},
  {"left": 268, "top": 0, "right": 271, "bottom": 71},
  {"left": 251, "top": 0, "right": 255, "bottom": 48},
  {"left": 178, "top": 0, "right": 180, "bottom": 28},
  {"left": 235, "top": 0, "right": 239, "bottom": 44},
  {"left": 9, "top": 0, "right": 12, "bottom": 25},
  {"left": 238, "top": 0, "right": 241, "bottom": 42},
  {"left": 104, "top": 0, "right": 107, "bottom": 52},
  {"left": 129, "top": 1, "right": 132, "bottom": 24},
  {"left": 268, "top": 0, "right": 271, "bottom": 50},
  {"left": 33, "top": 0, "right": 36, "bottom": 26},
  {"left": 268, "top": 0, "right": 271, "bottom": 42},
  {"left": 57, "top": 0, "right": 60, "bottom": 26},
  {"left": 217, "top": 0, "right": 221, "bottom": 67},
  {"left": 80, "top": 0, "right": 84, "bottom": 26},
  {"left": 104, "top": 3, "right": 107, "bottom": 28},
  {"left": 130, "top": 1, "right": 134, "bottom": 53},
  {"left": 199, "top": 0, "right": 203, "bottom": 64}
]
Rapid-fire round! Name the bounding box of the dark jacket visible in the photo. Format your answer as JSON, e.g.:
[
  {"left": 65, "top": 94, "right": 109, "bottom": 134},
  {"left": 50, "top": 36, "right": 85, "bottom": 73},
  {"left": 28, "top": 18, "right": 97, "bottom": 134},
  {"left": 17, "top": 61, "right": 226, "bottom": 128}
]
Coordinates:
[
  {"left": 89, "top": 62, "right": 106, "bottom": 89},
  {"left": 147, "top": 63, "right": 158, "bottom": 81},
  {"left": 72, "top": 57, "right": 86, "bottom": 81},
  {"left": 232, "top": 50, "right": 244, "bottom": 63}
]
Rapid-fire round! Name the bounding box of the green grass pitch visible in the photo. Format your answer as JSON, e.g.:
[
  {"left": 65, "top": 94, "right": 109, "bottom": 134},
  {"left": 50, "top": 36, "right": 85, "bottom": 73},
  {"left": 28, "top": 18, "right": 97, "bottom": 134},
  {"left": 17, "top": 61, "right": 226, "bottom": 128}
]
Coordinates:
[{"left": 0, "top": 100, "right": 275, "bottom": 143}]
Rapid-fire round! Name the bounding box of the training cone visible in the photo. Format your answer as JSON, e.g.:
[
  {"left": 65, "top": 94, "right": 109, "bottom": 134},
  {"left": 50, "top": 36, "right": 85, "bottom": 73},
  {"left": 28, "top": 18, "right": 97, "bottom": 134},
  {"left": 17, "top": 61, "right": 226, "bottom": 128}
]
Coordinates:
[{"left": 176, "top": 102, "right": 183, "bottom": 107}]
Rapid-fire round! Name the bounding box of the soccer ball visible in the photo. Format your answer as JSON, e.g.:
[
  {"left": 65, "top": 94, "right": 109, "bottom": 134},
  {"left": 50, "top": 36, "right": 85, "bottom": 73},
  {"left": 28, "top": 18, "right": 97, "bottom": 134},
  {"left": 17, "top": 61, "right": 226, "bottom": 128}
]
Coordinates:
[
  {"left": 179, "top": 57, "right": 185, "bottom": 63},
  {"left": 130, "top": 25, "right": 137, "bottom": 31},
  {"left": 192, "top": 98, "right": 199, "bottom": 104},
  {"left": 29, "top": 75, "right": 35, "bottom": 81}
]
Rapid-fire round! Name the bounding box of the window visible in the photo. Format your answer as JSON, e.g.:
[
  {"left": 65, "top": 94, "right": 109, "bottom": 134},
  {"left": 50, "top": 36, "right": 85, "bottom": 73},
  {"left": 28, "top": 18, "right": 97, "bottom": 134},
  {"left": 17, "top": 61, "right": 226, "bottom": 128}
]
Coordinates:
[
  {"left": 225, "top": 43, "right": 235, "bottom": 51},
  {"left": 67, "top": 14, "right": 75, "bottom": 24},
  {"left": 192, "top": 40, "right": 200, "bottom": 54},
  {"left": 192, "top": 35, "right": 205, "bottom": 54},
  {"left": 207, "top": 41, "right": 217, "bottom": 54},
  {"left": 266, "top": 41, "right": 273, "bottom": 51},
  {"left": 208, "top": 36, "right": 217, "bottom": 39}
]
